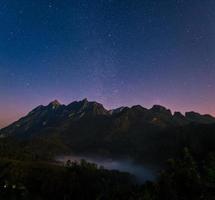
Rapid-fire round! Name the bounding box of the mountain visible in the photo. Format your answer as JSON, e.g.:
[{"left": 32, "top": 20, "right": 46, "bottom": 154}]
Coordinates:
[
  {"left": 185, "top": 111, "right": 215, "bottom": 124},
  {"left": 2, "top": 99, "right": 214, "bottom": 138},
  {"left": 1, "top": 99, "right": 215, "bottom": 164}
]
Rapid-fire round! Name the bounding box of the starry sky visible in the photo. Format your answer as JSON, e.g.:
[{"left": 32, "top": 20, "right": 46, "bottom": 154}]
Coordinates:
[{"left": 0, "top": 0, "right": 215, "bottom": 128}]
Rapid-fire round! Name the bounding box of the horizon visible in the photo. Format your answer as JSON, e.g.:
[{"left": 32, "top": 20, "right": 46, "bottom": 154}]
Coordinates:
[
  {"left": 1, "top": 0, "right": 215, "bottom": 128},
  {"left": 1, "top": 97, "right": 214, "bottom": 129}
]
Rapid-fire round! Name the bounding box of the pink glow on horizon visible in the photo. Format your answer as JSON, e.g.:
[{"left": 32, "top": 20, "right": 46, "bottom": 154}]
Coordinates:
[{"left": 1, "top": 98, "right": 215, "bottom": 129}]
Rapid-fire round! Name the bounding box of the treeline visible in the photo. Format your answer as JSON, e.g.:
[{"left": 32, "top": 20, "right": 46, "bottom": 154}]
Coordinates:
[
  {"left": 0, "top": 158, "right": 135, "bottom": 200},
  {"left": 1, "top": 148, "right": 215, "bottom": 199}
]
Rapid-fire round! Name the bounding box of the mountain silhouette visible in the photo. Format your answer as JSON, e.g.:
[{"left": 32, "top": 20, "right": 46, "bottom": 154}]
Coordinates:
[{"left": 1, "top": 99, "right": 215, "bottom": 164}]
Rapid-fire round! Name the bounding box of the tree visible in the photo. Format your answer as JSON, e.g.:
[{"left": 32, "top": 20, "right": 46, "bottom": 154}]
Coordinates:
[{"left": 157, "top": 148, "right": 202, "bottom": 200}]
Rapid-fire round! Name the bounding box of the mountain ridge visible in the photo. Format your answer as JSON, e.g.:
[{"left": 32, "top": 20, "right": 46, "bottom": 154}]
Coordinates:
[
  {"left": 1, "top": 98, "right": 215, "bottom": 165},
  {"left": 6, "top": 98, "right": 215, "bottom": 122},
  {"left": 1, "top": 99, "right": 215, "bottom": 135}
]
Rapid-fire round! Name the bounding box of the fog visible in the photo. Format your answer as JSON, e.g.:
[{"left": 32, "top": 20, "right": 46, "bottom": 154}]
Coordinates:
[{"left": 56, "top": 155, "right": 157, "bottom": 183}]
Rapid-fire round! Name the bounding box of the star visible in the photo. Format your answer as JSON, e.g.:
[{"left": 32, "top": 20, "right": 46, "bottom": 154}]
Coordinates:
[{"left": 48, "top": 3, "right": 53, "bottom": 9}]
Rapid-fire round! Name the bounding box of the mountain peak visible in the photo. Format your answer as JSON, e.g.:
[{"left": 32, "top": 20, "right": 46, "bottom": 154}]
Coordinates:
[
  {"left": 185, "top": 111, "right": 215, "bottom": 124},
  {"left": 151, "top": 105, "right": 172, "bottom": 115},
  {"left": 80, "top": 98, "right": 89, "bottom": 106},
  {"left": 48, "top": 100, "right": 61, "bottom": 109},
  {"left": 82, "top": 98, "right": 88, "bottom": 102},
  {"left": 49, "top": 100, "right": 61, "bottom": 105},
  {"left": 149, "top": 105, "right": 172, "bottom": 119},
  {"left": 173, "top": 111, "right": 185, "bottom": 118},
  {"left": 151, "top": 105, "right": 168, "bottom": 111}
]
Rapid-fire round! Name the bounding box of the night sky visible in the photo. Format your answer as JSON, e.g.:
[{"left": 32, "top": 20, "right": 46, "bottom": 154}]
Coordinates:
[{"left": 0, "top": 0, "right": 215, "bottom": 128}]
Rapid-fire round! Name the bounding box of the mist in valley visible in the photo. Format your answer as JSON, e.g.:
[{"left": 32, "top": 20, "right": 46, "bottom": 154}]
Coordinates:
[{"left": 56, "top": 155, "right": 157, "bottom": 183}]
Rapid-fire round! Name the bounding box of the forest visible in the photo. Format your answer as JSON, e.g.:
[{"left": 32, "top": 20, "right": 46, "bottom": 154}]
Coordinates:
[{"left": 1, "top": 137, "right": 215, "bottom": 200}]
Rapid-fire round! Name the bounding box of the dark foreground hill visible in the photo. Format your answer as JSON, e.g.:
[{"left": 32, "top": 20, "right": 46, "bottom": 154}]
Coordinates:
[{"left": 1, "top": 99, "right": 215, "bottom": 165}]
